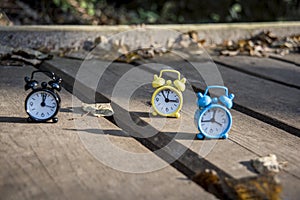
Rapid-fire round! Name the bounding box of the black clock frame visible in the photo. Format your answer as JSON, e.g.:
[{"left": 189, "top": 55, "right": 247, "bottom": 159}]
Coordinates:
[
  {"left": 25, "top": 88, "right": 60, "bottom": 123},
  {"left": 24, "top": 70, "right": 62, "bottom": 123}
]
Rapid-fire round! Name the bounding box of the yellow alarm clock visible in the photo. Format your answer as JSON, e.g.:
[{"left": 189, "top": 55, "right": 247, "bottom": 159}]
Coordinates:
[{"left": 151, "top": 69, "right": 186, "bottom": 118}]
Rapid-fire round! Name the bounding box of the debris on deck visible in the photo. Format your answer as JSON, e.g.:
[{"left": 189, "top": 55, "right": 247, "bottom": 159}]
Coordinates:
[
  {"left": 193, "top": 169, "right": 282, "bottom": 200},
  {"left": 252, "top": 154, "right": 287, "bottom": 174},
  {"left": 0, "top": 45, "right": 52, "bottom": 66},
  {"left": 219, "top": 31, "right": 300, "bottom": 57},
  {"left": 82, "top": 102, "right": 114, "bottom": 117}
]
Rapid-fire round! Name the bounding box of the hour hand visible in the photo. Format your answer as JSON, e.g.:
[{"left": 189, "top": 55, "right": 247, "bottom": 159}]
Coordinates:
[{"left": 201, "top": 120, "right": 212, "bottom": 123}]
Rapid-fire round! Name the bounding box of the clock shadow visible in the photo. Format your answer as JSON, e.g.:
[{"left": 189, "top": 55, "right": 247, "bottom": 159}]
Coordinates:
[
  {"left": 239, "top": 161, "right": 258, "bottom": 174},
  {"left": 0, "top": 116, "right": 60, "bottom": 124},
  {"left": 0, "top": 116, "right": 28, "bottom": 123},
  {"left": 130, "top": 111, "right": 165, "bottom": 118}
]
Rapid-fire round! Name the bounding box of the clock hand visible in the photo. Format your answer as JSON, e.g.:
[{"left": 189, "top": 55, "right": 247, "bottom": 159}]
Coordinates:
[
  {"left": 168, "top": 99, "right": 179, "bottom": 103},
  {"left": 45, "top": 105, "right": 55, "bottom": 109},
  {"left": 42, "top": 93, "right": 46, "bottom": 103},
  {"left": 214, "top": 120, "right": 223, "bottom": 126},
  {"left": 211, "top": 110, "right": 223, "bottom": 126},
  {"left": 213, "top": 110, "right": 217, "bottom": 120},
  {"left": 167, "top": 90, "right": 170, "bottom": 98},
  {"left": 161, "top": 91, "right": 167, "bottom": 99},
  {"left": 40, "top": 93, "right": 47, "bottom": 107},
  {"left": 201, "top": 120, "right": 212, "bottom": 123}
]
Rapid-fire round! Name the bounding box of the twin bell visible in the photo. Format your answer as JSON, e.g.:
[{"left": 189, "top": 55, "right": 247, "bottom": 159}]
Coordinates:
[
  {"left": 25, "top": 70, "right": 62, "bottom": 91},
  {"left": 152, "top": 70, "right": 186, "bottom": 92},
  {"left": 197, "top": 86, "right": 234, "bottom": 109}
]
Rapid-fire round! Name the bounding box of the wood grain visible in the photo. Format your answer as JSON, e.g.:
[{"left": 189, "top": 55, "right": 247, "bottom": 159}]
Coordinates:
[
  {"left": 0, "top": 65, "right": 217, "bottom": 200},
  {"left": 43, "top": 57, "right": 300, "bottom": 199},
  {"left": 213, "top": 55, "right": 300, "bottom": 89}
]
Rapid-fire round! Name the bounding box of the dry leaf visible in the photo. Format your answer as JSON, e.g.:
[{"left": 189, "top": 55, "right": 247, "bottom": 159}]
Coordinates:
[
  {"left": 251, "top": 154, "right": 287, "bottom": 174},
  {"left": 221, "top": 50, "right": 240, "bottom": 56},
  {"left": 218, "top": 31, "right": 299, "bottom": 57},
  {"left": 13, "top": 47, "right": 52, "bottom": 60},
  {"left": 0, "top": 45, "right": 13, "bottom": 59},
  {"left": 192, "top": 168, "right": 282, "bottom": 200},
  {"left": 82, "top": 103, "right": 114, "bottom": 117},
  {"left": 223, "top": 174, "right": 282, "bottom": 200},
  {"left": 10, "top": 55, "right": 42, "bottom": 65}
]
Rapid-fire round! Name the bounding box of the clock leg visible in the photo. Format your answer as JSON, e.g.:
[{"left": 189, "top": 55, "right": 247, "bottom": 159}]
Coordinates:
[
  {"left": 152, "top": 111, "right": 157, "bottom": 116},
  {"left": 175, "top": 112, "right": 180, "bottom": 118},
  {"left": 196, "top": 133, "right": 205, "bottom": 140},
  {"left": 27, "top": 117, "right": 33, "bottom": 123},
  {"left": 52, "top": 117, "right": 58, "bottom": 123},
  {"left": 221, "top": 134, "right": 228, "bottom": 139}
]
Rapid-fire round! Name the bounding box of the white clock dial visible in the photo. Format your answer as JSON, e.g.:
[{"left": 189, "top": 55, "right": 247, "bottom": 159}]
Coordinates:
[
  {"left": 200, "top": 107, "right": 229, "bottom": 136},
  {"left": 26, "top": 90, "right": 58, "bottom": 120},
  {"left": 154, "top": 89, "right": 180, "bottom": 114}
]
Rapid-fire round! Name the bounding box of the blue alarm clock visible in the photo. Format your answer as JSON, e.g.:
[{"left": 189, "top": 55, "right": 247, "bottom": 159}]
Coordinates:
[{"left": 194, "top": 86, "right": 234, "bottom": 139}]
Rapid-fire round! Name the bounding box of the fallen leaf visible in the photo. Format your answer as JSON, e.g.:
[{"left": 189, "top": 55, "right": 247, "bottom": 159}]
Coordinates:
[
  {"left": 13, "top": 47, "right": 52, "bottom": 60},
  {"left": 251, "top": 154, "right": 287, "bottom": 174},
  {"left": 10, "top": 55, "right": 42, "bottom": 65},
  {"left": 221, "top": 50, "right": 240, "bottom": 56},
  {"left": 82, "top": 103, "right": 114, "bottom": 117},
  {"left": 192, "top": 168, "right": 282, "bottom": 200},
  {"left": 223, "top": 174, "right": 282, "bottom": 200}
]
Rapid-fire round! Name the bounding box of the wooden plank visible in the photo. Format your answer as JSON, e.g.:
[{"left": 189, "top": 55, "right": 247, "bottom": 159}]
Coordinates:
[
  {"left": 213, "top": 55, "right": 300, "bottom": 89},
  {"left": 270, "top": 53, "right": 300, "bottom": 67},
  {"left": 141, "top": 54, "right": 300, "bottom": 133},
  {"left": 42, "top": 58, "right": 238, "bottom": 178},
  {"left": 0, "top": 65, "right": 217, "bottom": 200},
  {"left": 43, "top": 57, "right": 300, "bottom": 199},
  {"left": 125, "top": 76, "right": 300, "bottom": 200}
]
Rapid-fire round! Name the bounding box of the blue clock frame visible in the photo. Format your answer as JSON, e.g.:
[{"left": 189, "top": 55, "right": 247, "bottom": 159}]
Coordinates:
[{"left": 194, "top": 85, "right": 234, "bottom": 139}]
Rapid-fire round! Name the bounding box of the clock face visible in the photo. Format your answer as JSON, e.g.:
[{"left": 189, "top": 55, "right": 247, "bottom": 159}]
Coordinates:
[
  {"left": 199, "top": 106, "right": 230, "bottom": 137},
  {"left": 153, "top": 88, "right": 181, "bottom": 115},
  {"left": 26, "top": 90, "right": 59, "bottom": 121}
]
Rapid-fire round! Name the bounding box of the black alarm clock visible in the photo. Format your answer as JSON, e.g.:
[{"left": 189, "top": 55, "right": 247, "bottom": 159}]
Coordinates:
[{"left": 24, "top": 70, "right": 62, "bottom": 123}]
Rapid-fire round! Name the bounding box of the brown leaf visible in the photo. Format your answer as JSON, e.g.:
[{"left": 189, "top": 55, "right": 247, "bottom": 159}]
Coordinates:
[
  {"left": 188, "top": 30, "right": 199, "bottom": 42},
  {"left": 10, "top": 55, "right": 42, "bottom": 66},
  {"left": 223, "top": 175, "right": 282, "bottom": 200},
  {"left": 12, "top": 47, "right": 52, "bottom": 60}
]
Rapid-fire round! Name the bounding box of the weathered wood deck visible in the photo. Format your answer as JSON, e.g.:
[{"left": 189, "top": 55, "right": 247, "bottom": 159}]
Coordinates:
[
  {"left": 0, "top": 65, "right": 217, "bottom": 200},
  {"left": 0, "top": 24, "right": 299, "bottom": 200},
  {"left": 40, "top": 53, "right": 300, "bottom": 199}
]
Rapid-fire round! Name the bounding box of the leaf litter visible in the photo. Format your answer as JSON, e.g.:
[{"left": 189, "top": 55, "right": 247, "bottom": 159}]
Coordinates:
[
  {"left": 81, "top": 103, "right": 114, "bottom": 117},
  {"left": 218, "top": 30, "right": 299, "bottom": 57},
  {"left": 2, "top": 29, "right": 298, "bottom": 66},
  {"left": 193, "top": 155, "right": 284, "bottom": 200},
  {"left": 0, "top": 45, "right": 53, "bottom": 66},
  {"left": 57, "top": 29, "right": 299, "bottom": 63}
]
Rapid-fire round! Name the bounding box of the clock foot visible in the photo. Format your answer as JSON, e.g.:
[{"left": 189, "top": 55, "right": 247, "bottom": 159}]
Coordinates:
[
  {"left": 152, "top": 111, "right": 157, "bottom": 116},
  {"left": 196, "top": 133, "right": 205, "bottom": 140},
  {"left": 175, "top": 113, "right": 180, "bottom": 118},
  {"left": 221, "top": 134, "right": 228, "bottom": 139},
  {"left": 52, "top": 117, "right": 58, "bottom": 123},
  {"left": 27, "top": 117, "right": 33, "bottom": 123}
]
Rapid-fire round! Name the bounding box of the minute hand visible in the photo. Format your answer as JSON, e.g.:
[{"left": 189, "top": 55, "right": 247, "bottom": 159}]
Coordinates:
[
  {"left": 42, "top": 93, "right": 46, "bottom": 103},
  {"left": 168, "top": 99, "right": 179, "bottom": 103},
  {"left": 161, "top": 91, "right": 167, "bottom": 99}
]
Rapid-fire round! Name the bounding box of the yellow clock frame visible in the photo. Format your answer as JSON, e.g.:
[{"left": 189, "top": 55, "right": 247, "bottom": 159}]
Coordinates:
[{"left": 151, "top": 69, "right": 186, "bottom": 118}]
